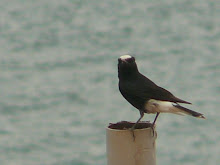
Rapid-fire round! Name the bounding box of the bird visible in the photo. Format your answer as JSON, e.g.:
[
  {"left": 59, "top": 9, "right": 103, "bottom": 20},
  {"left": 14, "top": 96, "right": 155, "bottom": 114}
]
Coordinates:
[{"left": 118, "top": 55, "right": 205, "bottom": 136}]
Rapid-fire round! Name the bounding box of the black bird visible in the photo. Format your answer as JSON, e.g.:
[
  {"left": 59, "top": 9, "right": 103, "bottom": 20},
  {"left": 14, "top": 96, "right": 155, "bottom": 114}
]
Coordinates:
[{"left": 118, "top": 55, "right": 205, "bottom": 134}]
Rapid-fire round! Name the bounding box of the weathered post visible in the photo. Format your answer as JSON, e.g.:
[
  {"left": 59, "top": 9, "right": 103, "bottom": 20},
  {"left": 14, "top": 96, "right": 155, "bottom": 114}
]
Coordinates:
[{"left": 106, "top": 121, "right": 157, "bottom": 165}]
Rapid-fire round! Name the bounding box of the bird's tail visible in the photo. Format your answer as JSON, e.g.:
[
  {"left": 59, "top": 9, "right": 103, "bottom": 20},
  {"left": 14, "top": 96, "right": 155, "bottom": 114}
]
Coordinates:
[{"left": 172, "top": 104, "right": 205, "bottom": 119}]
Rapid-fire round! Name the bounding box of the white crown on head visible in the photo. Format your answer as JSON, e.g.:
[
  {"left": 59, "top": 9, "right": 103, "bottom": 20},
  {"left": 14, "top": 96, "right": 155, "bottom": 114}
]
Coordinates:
[{"left": 120, "top": 55, "right": 132, "bottom": 60}]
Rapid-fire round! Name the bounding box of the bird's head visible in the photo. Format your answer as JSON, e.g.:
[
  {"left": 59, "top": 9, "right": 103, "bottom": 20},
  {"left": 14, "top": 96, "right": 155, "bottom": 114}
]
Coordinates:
[{"left": 118, "top": 55, "right": 139, "bottom": 79}]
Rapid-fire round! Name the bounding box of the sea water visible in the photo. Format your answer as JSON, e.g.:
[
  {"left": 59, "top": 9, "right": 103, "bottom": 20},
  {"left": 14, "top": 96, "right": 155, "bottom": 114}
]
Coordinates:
[{"left": 0, "top": 0, "right": 219, "bottom": 164}]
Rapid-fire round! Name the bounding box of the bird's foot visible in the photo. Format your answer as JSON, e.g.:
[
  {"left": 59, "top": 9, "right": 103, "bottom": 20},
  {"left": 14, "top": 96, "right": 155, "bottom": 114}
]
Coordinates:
[
  {"left": 150, "top": 124, "right": 156, "bottom": 137},
  {"left": 129, "top": 126, "right": 136, "bottom": 141}
]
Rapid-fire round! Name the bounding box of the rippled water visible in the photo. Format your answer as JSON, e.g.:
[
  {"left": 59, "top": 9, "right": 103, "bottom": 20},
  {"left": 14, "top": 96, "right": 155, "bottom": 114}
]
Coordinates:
[{"left": 0, "top": 0, "right": 219, "bottom": 165}]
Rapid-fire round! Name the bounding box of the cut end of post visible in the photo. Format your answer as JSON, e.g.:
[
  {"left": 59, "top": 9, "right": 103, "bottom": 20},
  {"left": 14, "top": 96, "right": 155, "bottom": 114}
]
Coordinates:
[
  {"left": 106, "top": 121, "right": 157, "bottom": 165},
  {"left": 108, "top": 121, "right": 153, "bottom": 130}
]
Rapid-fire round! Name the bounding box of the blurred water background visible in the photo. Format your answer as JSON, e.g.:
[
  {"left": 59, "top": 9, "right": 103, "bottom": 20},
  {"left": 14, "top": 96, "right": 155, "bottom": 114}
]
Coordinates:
[{"left": 0, "top": 0, "right": 219, "bottom": 165}]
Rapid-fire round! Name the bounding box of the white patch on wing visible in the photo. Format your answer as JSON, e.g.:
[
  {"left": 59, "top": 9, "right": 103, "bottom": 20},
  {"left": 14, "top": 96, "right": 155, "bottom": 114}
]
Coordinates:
[
  {"left": 145, "top": 99, "right": 184, "bottom": 115},
  {"left": 120, "top": 55, "right": 132, "bottom": 60}
]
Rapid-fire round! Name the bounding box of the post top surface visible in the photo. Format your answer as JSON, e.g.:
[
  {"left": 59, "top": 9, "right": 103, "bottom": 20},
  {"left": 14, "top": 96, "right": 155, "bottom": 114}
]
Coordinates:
[{"left": 108, "top": 121, "right": 152, "bottom": 130}]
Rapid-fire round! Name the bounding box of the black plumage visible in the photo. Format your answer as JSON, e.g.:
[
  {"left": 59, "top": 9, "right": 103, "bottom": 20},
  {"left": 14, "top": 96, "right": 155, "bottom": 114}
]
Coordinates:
[{"left": 118, "top": 55, "right": 205, "bottom": 133}]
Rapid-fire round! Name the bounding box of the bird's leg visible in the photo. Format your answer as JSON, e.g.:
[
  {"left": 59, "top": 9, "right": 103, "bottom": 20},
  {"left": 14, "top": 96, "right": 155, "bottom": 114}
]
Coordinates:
[
  {"left": 151, "top": 112, "right": 160, "bottom": 136},
  {"left": 130, "top": 111, "right": 144, "bottom": 141}
]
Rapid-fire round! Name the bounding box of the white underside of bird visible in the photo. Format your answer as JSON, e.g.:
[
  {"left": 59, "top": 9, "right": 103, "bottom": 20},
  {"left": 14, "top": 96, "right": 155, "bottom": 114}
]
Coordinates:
[{"left": 145, "top": 99, "right": 203, "bottom": 117}]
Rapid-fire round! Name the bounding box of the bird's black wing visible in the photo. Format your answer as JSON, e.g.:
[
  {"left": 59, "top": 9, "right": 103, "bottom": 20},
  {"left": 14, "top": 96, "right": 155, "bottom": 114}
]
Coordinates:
[
  {"left": 120, "top": 74, "right": 191, "bottom": 106},
  {"left": 138, "top": 74, "right": 191, "bottom": 104},
  {"left": 149, "top": 85, "right": 191, "bottom": 104}
]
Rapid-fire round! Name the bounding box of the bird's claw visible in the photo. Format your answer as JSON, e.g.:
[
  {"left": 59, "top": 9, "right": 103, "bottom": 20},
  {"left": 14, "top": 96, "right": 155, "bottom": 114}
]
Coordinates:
[
  {"left": 128, "top": 127, "right": 136, "bottom": 141},
  {"left": 150, "top": 124, "right": 156, "bottom": 137}
]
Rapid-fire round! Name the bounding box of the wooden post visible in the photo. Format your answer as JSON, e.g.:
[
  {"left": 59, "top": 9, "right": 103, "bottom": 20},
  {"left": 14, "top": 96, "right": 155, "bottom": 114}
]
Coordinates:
[{"left": 106, "top": 121, "right": 157, "bottom": 165}]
